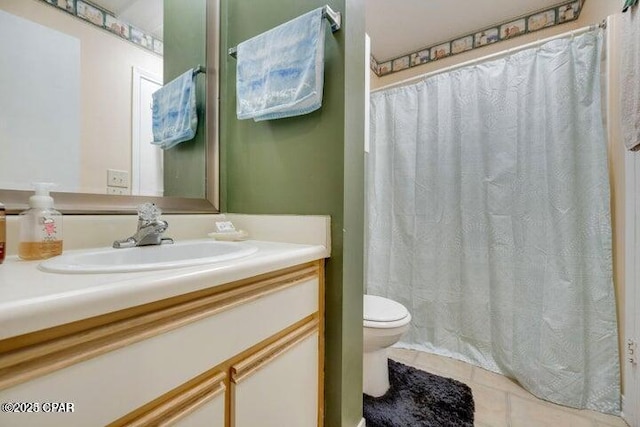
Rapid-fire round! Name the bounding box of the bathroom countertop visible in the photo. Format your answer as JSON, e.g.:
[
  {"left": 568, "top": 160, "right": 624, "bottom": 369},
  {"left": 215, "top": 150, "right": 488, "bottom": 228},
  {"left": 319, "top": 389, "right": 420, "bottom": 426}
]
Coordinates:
[{"left": 0, "top": 240, "right": 328, "bottom": 340}]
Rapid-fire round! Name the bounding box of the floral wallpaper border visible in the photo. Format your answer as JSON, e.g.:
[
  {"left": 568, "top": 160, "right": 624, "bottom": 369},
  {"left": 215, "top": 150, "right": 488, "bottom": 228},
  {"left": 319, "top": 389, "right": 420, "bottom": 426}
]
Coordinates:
[
  {"left": 40, "top": 0, "right": 163, "bottom": 56},
  {"left": 370, "top": 0, "right": 584, "bottom": 77}
]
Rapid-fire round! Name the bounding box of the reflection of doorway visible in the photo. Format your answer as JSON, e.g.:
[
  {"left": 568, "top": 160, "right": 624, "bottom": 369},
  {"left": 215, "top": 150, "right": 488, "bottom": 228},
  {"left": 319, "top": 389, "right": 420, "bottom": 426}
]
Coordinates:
[{"left": 132, "top": 67, "right": 163, "bottom": 196}]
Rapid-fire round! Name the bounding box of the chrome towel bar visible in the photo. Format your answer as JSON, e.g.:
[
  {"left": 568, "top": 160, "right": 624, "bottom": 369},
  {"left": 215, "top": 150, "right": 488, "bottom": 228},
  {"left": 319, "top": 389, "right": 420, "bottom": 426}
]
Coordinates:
[
  {"left": 192, "top": 64, "right": 206, "bottom": 76},
  {"left": 227, "top": 5, "right": 341, "bottom": 59}
]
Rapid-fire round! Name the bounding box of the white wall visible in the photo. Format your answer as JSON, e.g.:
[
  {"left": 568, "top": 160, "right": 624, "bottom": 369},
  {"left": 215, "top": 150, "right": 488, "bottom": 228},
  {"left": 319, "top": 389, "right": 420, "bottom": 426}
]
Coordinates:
[
  {"left": 0, "top": 0, "right": 163, "bottom": 194},
  {"left": 0, "top": 9, "right": 80, "bottom": 192}
]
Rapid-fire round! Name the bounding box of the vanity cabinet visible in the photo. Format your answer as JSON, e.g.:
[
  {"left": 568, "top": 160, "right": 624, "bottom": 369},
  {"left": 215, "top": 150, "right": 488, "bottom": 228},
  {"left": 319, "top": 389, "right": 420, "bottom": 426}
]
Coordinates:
[{"left": 0, "top": 261, "right": 324, "bottom": 427}]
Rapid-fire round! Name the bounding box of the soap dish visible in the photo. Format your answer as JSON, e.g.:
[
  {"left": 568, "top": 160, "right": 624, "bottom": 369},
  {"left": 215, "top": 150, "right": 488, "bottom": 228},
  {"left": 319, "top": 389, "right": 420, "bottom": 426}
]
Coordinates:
[{"left": 207, "top": 230, "right": 249, "bottom": 241}]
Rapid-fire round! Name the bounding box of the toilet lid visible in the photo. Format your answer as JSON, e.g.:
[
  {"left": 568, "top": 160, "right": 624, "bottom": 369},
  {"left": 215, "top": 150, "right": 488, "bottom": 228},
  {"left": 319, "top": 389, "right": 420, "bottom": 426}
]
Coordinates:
[{"left": 363, "top": 295, "right": 409, "bottom": 322}]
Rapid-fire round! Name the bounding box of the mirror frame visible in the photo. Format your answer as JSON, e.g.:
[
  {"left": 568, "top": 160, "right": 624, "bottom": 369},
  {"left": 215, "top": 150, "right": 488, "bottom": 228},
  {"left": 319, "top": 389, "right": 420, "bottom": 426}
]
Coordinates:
[{"left": 0, "top": 0, "right": 220, "bottom": 215}]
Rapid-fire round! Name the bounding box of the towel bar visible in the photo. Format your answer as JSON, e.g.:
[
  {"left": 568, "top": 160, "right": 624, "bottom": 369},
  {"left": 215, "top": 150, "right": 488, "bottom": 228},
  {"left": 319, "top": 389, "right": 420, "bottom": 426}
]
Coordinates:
[
  {"left": 227, "top": 5, "right": 341, "bottom": 58},
  {"left": 193, "top": 65, "right": 206, "bottom": 76}
]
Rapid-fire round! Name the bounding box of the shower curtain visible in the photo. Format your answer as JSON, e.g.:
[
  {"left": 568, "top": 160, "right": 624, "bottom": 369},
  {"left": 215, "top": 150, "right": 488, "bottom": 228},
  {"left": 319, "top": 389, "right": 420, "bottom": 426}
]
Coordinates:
[{"left": 367, "top": 29, "right": 620, "bottom": 413}]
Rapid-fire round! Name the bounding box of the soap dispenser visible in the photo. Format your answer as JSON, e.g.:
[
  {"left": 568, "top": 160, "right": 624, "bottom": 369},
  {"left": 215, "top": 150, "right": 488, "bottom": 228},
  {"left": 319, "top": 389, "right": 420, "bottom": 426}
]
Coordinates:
[{"left": 18, "top": 183, "right": 63, "bottom": 260}]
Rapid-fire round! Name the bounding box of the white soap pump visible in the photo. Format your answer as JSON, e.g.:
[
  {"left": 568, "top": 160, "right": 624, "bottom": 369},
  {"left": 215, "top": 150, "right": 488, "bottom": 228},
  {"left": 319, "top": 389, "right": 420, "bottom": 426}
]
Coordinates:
[{"left": 18, "top": 183, "right": 64, "bottom": 260}]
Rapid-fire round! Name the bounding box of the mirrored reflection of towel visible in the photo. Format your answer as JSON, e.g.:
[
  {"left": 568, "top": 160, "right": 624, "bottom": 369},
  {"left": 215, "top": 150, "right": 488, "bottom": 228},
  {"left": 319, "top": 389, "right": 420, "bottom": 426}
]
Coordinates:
[
  {"left": 152, "top": 69, "right": 197, "bottom": 150},
  {"left": 236, "top": 7, "right": 326, "bottom": 121},
  {"left": 620, "top": 10, "right": 640, "bottom": 151}
]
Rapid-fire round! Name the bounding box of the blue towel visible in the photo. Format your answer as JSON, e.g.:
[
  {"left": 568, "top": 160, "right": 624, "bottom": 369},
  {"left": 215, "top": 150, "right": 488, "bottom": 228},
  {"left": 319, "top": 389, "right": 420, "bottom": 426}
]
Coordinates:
[
  {"left": 236, "top": 8, "right": 326, "bottom": 121},
  {"left": 151, "top": 69, "right": 197, "bottom": 149}
]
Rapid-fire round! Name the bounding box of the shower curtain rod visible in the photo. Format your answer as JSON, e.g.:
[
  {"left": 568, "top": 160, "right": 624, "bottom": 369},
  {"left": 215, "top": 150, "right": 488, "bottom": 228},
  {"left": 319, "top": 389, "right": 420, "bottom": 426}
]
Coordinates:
[{"left": 371, "top": 20, "right": 607, "bottom": 94}]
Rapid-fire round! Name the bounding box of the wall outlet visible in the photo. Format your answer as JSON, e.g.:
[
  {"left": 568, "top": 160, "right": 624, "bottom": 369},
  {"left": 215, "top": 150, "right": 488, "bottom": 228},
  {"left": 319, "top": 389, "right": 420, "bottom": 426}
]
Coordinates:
[
  {"left": 107, "top": 169, "right": 129, "bottom": 188},
  {"left": 107, "top": 186, "right": 128, "bottom": 195}
]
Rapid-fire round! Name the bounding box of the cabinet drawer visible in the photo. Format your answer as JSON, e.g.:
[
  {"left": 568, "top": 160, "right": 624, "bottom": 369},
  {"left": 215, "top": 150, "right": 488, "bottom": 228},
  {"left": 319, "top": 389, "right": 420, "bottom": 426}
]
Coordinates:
[{"left": 0, "top": 265, "right": 319, "bottom": 426}]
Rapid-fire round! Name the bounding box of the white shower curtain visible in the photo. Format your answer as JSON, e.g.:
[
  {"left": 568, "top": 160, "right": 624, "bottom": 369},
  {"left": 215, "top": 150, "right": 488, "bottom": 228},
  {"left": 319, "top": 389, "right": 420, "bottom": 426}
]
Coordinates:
[{"left": 367, "top": 29, "right": 620, "bottom": 414}]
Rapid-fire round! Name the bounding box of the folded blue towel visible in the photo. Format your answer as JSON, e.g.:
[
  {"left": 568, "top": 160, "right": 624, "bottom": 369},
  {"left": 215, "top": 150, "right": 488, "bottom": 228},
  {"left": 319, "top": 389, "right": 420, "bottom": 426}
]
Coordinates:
[
  {"left": 152, "top": 69, "right": 197, "bottom": 149},
  {"left": 236, "top": 7, "right": 326, "bottom": 121}
]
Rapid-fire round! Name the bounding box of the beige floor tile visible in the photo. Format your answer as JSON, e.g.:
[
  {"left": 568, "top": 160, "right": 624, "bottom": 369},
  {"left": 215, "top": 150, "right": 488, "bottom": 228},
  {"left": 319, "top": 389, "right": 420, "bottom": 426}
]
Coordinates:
[
  {"left": 468, "top": 381, "right": 509, "bottom": 427},
  {"left": 574, "top": 410, "right": 628, "bottom": 427},
  {"left": 471, "top": 366, "right": 533, "bottom": 399},
  {"left": 388, "top": 347, "right": 418, "bottom": 365},
  {"left": 551, "top": 406, "right": 627, "bottom": 427},
  {"left": 411, "top": 351, "right": 473, "bottom": 382},
  {"left": 486, "top": 375, "right": 627, "bottom": 427},
  {"left": 594, "top": 422, "right": 630, "bottom": 427},
  {"left": 509, "top": 394, "right": 594, "bottom": 427}
]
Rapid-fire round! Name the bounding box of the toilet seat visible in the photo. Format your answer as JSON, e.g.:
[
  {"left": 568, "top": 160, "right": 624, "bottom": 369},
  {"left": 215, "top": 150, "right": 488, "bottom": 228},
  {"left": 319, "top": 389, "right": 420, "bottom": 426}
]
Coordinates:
[{"left": 364, "top": 295, "right": 410, "bottom": 329}]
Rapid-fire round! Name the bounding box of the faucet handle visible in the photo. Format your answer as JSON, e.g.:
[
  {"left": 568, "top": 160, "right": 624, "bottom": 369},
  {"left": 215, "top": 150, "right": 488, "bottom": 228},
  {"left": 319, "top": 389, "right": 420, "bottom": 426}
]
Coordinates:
[{"left": 137, "top": 203, "right": 162, "bottom": 221}]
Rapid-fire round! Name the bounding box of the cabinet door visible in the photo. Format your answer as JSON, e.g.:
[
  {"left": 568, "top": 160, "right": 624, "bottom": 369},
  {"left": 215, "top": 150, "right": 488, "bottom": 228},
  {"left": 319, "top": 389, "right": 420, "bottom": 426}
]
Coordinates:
[
  {"left": 172, "top": 388, "right": 225, "bottom": 427},
  {"left": 231, "top": 325, "right": 319, "bottom": 427}
]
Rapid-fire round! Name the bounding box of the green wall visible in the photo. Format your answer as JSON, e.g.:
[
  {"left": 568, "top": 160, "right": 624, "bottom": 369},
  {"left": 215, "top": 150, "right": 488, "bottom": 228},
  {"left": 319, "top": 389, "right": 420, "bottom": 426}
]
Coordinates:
[
  {"left": 340, "top": 1, "right": 365, "bottom": 424},
  {"left": 163, "top": 0, "right": 207, "bottom": 198},
  {"left": 220, "top": 1, "right": 365, "bottom": 425}
]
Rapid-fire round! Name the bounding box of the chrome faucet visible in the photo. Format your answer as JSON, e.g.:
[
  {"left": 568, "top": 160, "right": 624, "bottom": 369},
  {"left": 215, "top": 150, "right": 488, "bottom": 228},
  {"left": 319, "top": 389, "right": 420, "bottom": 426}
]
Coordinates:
[{"left": 113, "top": 203, "right": 174, "bottom": 248}]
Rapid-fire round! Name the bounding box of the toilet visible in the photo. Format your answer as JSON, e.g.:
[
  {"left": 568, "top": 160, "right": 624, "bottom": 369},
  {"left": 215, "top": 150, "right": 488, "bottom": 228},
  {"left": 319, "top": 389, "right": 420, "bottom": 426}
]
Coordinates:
[{"left": 363, "top": 294, "right": 412, "bottom": 397}]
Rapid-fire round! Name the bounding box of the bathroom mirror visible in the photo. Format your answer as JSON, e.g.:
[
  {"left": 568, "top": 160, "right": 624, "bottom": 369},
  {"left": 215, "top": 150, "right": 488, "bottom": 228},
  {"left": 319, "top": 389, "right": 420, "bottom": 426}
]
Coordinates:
[{"left": 0, "top": 0, "right": 219, "bottom": 214}]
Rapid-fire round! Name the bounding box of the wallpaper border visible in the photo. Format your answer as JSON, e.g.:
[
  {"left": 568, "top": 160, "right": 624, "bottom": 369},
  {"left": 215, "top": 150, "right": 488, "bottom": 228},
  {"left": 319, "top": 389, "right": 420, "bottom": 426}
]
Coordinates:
[
  {"left": 370, "top": 0, "right": 585, "bottom": 77},
  {"left": 39, "top": 0, "right": 163, "bottom": 56}
]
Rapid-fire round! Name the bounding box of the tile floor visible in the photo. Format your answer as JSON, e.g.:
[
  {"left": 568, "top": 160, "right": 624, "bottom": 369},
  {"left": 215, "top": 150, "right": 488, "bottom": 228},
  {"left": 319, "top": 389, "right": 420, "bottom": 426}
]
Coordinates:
[{"left": 388, "top": 347, "right": 629, "bottom": 427}]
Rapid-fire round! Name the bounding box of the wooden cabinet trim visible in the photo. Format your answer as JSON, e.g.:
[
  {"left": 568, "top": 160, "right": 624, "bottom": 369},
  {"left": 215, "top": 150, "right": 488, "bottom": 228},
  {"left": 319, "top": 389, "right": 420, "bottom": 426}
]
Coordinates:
[
  {"left": 231, "top": 318, "right": 319, "bottom": 384},
  {"left": 109, "top": 371, "right": 227, "bottom": 427},
  {"left": 0, "top": 262, "right": 319, "bottom": 391},
  {"left": 317, "top": 259, "right": 325, "bottom": 427}
]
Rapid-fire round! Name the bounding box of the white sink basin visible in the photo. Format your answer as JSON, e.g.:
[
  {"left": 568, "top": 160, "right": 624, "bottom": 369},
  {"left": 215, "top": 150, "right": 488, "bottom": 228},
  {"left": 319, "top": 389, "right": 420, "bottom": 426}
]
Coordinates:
[{"left": 39, "top": 240, "right": 258, "bottom": 274}]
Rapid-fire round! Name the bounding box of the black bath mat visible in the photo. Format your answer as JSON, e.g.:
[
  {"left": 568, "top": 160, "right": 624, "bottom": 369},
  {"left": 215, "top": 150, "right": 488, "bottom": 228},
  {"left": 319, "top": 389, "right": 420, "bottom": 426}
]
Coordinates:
[{"left": 363, "top": 359, "right": 475, "bottom": 427}]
